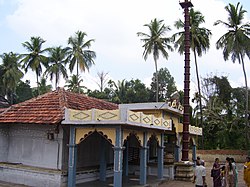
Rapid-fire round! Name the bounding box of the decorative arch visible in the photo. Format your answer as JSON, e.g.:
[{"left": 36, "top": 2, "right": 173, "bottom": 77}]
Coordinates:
[
  {"left": 178, "top": 135, "right": 196, "bottom": 147},
  {"left": 76, "top": 127, "right": 115, "bottom": 145},
  {"left": 147, "top": 133, "right": 160, "bottom": 146},
  {"left": 147, "top": 133, "right": 160, "bottom": 162},
  {"left": 123, "top": 130, "right": 142, "bottom": 146},
  {"left": 78, "top": 130, "right": 95, "bottom": 144},
  {"left": 96, "top": 131, "right": 113, "bottom": 145}
]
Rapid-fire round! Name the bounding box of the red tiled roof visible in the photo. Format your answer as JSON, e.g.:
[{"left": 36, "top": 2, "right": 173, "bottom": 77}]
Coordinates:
[
  {"left": 0, "top": 108, "right": 7, "bottom": 114},
  {"left": 0, "top": 88, "right": 118, "bottom": 125}
]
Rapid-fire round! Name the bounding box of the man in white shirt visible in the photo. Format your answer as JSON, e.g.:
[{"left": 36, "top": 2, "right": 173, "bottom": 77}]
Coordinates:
[
  {"left": 193, "top": 160, "right": 206, "bottom": 187},
  {"left": 197, "top": 156, "right": 205, "bottom": 166}
]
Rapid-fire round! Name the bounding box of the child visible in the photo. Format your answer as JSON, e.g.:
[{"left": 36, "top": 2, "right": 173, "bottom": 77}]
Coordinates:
[{"left": 221, "top": 166, "right": 226, "bottom": 187}]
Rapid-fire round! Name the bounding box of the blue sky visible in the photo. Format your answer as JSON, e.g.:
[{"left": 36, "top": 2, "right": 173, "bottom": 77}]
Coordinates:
[{"left": 0, "top": 0, "right": 249, "bottom": 97}]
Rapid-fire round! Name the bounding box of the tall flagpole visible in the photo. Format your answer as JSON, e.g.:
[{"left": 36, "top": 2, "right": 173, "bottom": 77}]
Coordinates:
[{"left": 179, "top": 0, "right": 193, "bottom": 161}]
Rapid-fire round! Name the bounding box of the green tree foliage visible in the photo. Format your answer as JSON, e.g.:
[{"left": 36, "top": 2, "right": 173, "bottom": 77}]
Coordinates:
[
  {"left": 214, "top": 2, "right": 250, "bottom": 127},
  {"left": 150, "top": 68, "right": 177, "bottom": 101},
  {"left": 125, "top": 79, "right": 150, "bottom": 103},
  {"left": 65, "top": 74, "right": 86, "bottom": 94},
  {"left": 44, "top": 46, "right": 69, "bottom": 89},
  {"left": 137, "top": 18, "right": 173, "bottom": 102},
  {"left": 15, "top": 80, "right": 33, "bottom": 103},
  {"left": 200, "top": 75, "right": 249, "bottom": 150},
  {"left": 68, "top": 31, "right": 96, "bottom": 77},
  {"left": 0, "top": 52, "right": 24, "bottom": 104},
  {"left": 20, "top": 36, "right": 49, "bottom": 95},
  {"left": 98, "top": 79, "right": 150, "bottom": 104},
  {"left": 34, "top": 77, "right": 52, "bottom": 96},
  {"left": 87, "top": 89, "right": 109, "bottom": 100}
]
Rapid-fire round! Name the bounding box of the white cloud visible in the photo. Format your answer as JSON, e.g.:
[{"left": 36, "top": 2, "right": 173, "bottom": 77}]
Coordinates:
[{"left": 4, "top": 0, "right": 250, "bottom": 93}]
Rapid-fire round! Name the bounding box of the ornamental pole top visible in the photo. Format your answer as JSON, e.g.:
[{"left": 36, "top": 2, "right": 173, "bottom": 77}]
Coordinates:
[{"left": 179, "top": 1, "right": 193, "bottom": 8}]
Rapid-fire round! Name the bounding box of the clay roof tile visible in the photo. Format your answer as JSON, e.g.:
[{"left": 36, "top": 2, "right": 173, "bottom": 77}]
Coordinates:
[{"left": 0, "top": 88, "right": 118, "bottom": 125}]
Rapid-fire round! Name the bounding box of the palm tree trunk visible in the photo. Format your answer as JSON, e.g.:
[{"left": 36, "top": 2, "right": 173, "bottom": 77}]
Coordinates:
[
  {"left": 193, "top": 50, "right": 204, "bottom": 149},
  {"left": 240, "top": 53, "right": 249, "bottom": 127},
  {"left": 240, "top": 53, "right": 249, "bottom": 149},
  {"left": 154, "top": 58, "right": 159, "bottom": 102},
  {"left": 36, "top": 70, "right": 40, "bottom": 95},
  {"left": 77, "top": 62, "right": 80, "bottom": 93},
  {"left": 10, "top": 90, "right": 14, "bottom": 105},
  {"left": 76, "top": 62, "right": 79, "bottom": 78},
  {"left": 56, "top": 72, "right": 59, "bottom": 90}
]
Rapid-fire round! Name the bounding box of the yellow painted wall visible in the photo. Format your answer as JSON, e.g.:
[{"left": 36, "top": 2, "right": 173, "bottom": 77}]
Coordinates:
[
  {"left": 132, "top": 109, "right": 182, "bottom": 133},
  {"left": 139, "top": 110, "right": 162, "bottom": 118}
]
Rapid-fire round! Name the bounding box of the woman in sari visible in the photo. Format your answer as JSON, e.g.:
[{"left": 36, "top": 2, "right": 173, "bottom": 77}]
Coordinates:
[
  {"left": 226, "top": 157, "right": 234, "bottom": 187},
  {"left": 244, "top": 156, "right": 250, "bottom": 187},
  {"left": 213, "top": 158, "right": 221, "bottom": 187}
]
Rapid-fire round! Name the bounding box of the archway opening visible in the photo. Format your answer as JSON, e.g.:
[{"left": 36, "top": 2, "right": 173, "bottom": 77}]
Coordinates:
[
  {"left": 125, "top": 133, "right": 141, "bottom": 165},
  {"left": 147, "top": 135, "right": 159, "bottom": 163},
  {"left": 76, "top": 131, "right": 114, "bottom": 181}
]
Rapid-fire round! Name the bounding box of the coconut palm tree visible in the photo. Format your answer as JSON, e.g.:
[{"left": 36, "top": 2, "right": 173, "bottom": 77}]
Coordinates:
[
  {"left": 37, "top": 76, "right": 52, "bottom": 95},
  {"left": 0, "top": 52, "right": 23, "bottom": 104},
  {"left": 214, "top": 2, "right": 250, "bottom": 127},
  {"left": 20, "top": 36, "right": 49, "bottom": 94},
  {"left": 68, "top": 31, "right": 96, "bottom": 77},
  {"left": 137, "top": 18, "right": 173, "bottom": 102},
  {"left": 65, "top": 74, "right": 85, "bottom": 93},
  {"left": 172, "top": 8, "right": 212, "bottom": 147},
  {"left": 44, "top": 46, "right": 69, "bottom": 89}
]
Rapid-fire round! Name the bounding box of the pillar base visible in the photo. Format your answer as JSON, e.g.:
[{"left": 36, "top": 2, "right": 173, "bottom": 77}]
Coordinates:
[{"left": 174, "top": 161, "right": 194, "bottom": 181}]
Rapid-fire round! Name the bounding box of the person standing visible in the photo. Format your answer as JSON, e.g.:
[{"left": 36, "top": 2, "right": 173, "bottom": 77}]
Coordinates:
[
  {"left": 226, "top": 157, "right": 234, "bottom": 187},
  {"left": 197, "top": 156, "right": 205, "bottom": 166},
  {"left": 221, "top": 166, "right": 226, "bottom": 187},
  {"left": 212, "top": 158, "right": 221, "bottom": 187},
  {"left": 244, "top": 156, "right": 250, "bottom": 187},
  {"left": 193, "top": 160, "right": 206, "bottom": 187},
  {"left": 230, "top": 157, "right": 238, "bottom": 187}
]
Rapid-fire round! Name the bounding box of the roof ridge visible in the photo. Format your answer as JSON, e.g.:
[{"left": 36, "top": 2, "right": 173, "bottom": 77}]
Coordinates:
[{"left": 58, "top": 88, "right": 68, "bottom": 108}]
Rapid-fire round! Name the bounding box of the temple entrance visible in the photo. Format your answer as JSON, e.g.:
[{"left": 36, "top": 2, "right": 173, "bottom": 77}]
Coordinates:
[
  {"left": 124, "top": 134, "right": 141, "bottom": 168},
  {"left": 76, "top": 130, "right": 114, "bottom": 183},
  {"left": 148, "top": 134, "right": 159, "bottom": 163}
]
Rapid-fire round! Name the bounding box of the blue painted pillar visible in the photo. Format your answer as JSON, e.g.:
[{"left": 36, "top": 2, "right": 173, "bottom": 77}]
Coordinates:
[
  {"left": 68, "top": 126, "right": 77, "bottom": 187},
  {"left": 113, "top": 127, "right": 123, "bottom": 187},
  {"left": 124, "top": 141, "right": 129, "bottom": 176},
  {"left": 140, "top": 132, "right": 147, "bottom": 185},
  {"left": 157, "top": 133, "right": 164, "bottom": 179},
  {"left": 192, "top": 144, "right": 196, "bottom": 166},
  {"left": 100, "top": 139, "right": 107, "bottom": 181},
  {"left": 174, "top": 145, "right": 180, "bottom": 162}
]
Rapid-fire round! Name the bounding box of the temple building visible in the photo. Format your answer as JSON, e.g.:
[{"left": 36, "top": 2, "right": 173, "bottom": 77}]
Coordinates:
[{"left": 0, "top": 88, "right": 201, "bottom": 187}]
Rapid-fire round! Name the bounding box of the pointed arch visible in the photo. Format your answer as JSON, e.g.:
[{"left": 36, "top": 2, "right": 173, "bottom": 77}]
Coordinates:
[
  {"left": 123, "top": 130, "right": 142, "bottom": 147},
  {"left": 76, "top": 127, "right": 115, "bottom": 145}
]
